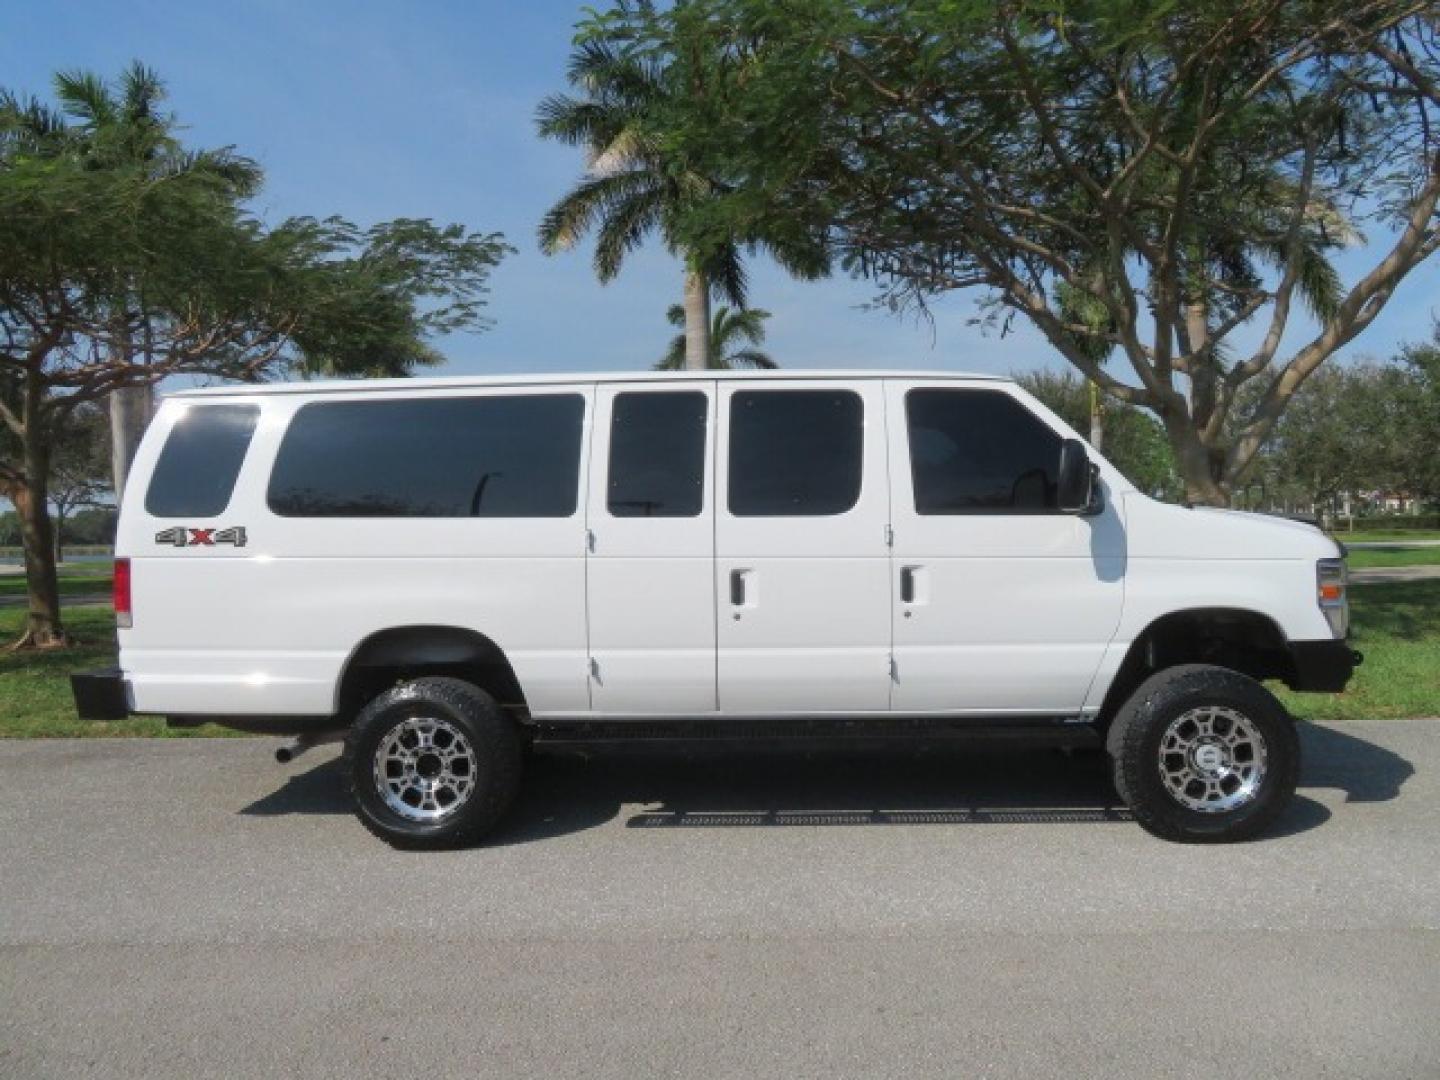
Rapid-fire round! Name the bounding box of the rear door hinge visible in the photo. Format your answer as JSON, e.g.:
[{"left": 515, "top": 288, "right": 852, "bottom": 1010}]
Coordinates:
[{"left": 884, "top": 524, "right": 894, "bottom": 548}]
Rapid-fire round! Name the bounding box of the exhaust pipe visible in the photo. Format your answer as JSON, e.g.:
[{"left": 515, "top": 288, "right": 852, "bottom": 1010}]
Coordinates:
[{"left": 275, "top": 730, "right": 344, "bottom": 764}]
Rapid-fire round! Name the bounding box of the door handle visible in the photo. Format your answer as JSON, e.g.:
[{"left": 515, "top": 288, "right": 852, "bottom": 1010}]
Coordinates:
[
  {"left": 900, "top": 565, "right": 927, "bottom": 604},
  {"left": 730, "top": 569, "right": 747, "bottom": 606}
]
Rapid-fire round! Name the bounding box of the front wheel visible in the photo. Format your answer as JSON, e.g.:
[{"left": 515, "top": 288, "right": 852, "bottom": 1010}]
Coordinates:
[
  {"left": 1108, "top": 665, "right": 1299, "bottom": 843},
  {"left": 346, "top": 677, "right": 522, "bottom": 848}
]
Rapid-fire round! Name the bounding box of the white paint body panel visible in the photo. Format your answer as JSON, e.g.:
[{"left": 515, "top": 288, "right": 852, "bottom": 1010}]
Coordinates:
[
  {"left": 113, "top": 370, "right": 1343, "bottom": 722},
  {"left": 713, "top": 380, "right": 892, "bottom": 714},
  {"left": 119, "top": 387, "right": 593, "bottom": 717},
  {"left": 884, "top": 381, "right": 1126, "bottom": 714},
  {"left": 1081, "top": 493, "right": 1341, "bottom": 713},
  {"left": 584, "top": 383, "right": 717, "bottom": 714}
]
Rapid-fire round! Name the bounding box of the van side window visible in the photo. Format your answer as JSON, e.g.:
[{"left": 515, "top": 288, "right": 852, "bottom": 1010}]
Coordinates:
[
  {"left": 267, "top": 395, "right": 584, "bottom": 518},
  {"left": 906, "top": 389, "right": 1062, "bottom": 514},
  {"left": 145, "top": 404, "right": 259, "bottom": 518},
  {"left": 608, "top": 392, "right": 707, "bottom": 518},
  {"left": 728, "top": 390, "right": 863, "bottom": 516}
]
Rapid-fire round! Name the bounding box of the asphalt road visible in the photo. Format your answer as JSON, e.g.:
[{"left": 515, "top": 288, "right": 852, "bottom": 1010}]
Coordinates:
[{"left": 2, "top": 722, "right": 1437, "bottom": 1080}]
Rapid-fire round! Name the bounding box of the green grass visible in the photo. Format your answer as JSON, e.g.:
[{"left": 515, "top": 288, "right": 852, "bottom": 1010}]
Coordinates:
[
  {"left": 0, "top": 569, "right": 113, "bottom": 598},
  {"left": 1344, "top": 546, "right": 1440, "bottom": 569},
  {"left": 0, "top": 605, "right": 238, "bottom": 738},
  {"left": 1, "top": 582, "right": 1436, "bottom": 737},
  {"left": 1274, "top": 579, "right": 1440, "bottom": 722}
]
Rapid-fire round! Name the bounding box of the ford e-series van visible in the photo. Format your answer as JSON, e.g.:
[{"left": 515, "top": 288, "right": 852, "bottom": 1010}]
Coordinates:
[{"left": 72, "top": 371, "right": 1357, "bottom": 846}]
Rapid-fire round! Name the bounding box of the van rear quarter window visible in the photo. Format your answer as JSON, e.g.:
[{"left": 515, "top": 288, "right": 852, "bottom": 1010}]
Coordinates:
[
  {"left": 145, "top": 404, "right": 259, "bottom": 518},
  {"left": 906, "top": 389, "right": 1062, "bottom": 513},
  {"left": 267, "top": 394, "right": 585, "bottom": 517}
]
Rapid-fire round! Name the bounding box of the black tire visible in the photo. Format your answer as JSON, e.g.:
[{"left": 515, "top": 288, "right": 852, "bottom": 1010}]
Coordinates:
[
  {"left": 346, "top": 677, "right": 522, "bottom": 849},
  {"left": 1107, "top": 664, "right": 1299, "bottom": 843}
]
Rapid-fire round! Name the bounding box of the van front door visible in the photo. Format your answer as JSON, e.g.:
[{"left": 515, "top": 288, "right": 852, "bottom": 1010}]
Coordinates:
[
  {"left": 715, "top": 380, "right": 892, "bottom": 714},
  {"left": 586, "top": 383, "right": 717, "bottom": 714},
  {"left": 884, "top": 380, "right": 1125, "bottom": 716}
]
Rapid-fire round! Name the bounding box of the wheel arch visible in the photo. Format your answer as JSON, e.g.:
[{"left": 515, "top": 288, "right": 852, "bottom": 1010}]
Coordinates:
[
  {"left": 334, "top": 625, "right": 528, "bottom": 722},
  {"left": 1096, "top": 607, "right": 1294, "bottom": 729}
]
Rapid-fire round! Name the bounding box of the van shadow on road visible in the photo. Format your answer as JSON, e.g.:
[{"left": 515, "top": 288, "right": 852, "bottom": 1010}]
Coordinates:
[{"left": 239, "top": 721, "right": 1411, "bottom": 847}]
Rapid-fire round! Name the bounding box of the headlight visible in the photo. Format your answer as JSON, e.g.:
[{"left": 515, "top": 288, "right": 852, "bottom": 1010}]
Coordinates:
[{"left": 1317, "top": 558, "right": 1348, "bottom": 639}]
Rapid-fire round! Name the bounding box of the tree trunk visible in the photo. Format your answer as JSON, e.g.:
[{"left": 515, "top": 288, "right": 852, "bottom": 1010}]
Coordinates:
[
  {"left": 1087, "top": 378, "right": 1104, "bottom": 451},
  {"left": 12, "top": 427, "right": 67, "bottom": 649},
  {"left": 1165, "top": 417, "right": 1231, "bottom": 507},
  {"left": 682, "top": 267, "right": 711, "bottom": 372},
  {"left": 109, "top": 383, "right": 154, "bottom": 501}
]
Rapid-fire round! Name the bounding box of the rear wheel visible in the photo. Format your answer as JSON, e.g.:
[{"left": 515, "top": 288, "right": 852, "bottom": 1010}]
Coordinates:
[
  {"left": 1107, "top": 664, "right": 1298, "bottom": 843},
  {"left": 346, "top": 677, "right": 522, "bottom": 848}
]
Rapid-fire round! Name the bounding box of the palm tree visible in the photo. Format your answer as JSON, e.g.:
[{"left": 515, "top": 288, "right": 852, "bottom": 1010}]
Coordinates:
[
  {"left": 655, "top": 305, "right": 775, "bottom": 370},
  {"left": 46, "top": 64, "right": 261, "bottom": 497},
  {"left": 536, "top": 35, "right": 823, "bottom": 371}
]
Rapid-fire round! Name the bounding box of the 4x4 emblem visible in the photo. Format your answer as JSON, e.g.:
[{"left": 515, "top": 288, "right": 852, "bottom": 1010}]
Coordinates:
[{"left": 155, "top": 526, "right": 247, "bottom": 548}]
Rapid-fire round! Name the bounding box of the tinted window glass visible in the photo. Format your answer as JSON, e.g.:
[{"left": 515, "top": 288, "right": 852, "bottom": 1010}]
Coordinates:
[
  {"left": 608, "top": 392, "right": 707, "bottom": 517},
  {"left": 728, "top": 390, "right": 862, "bottom": 516},
  {"left": 145, "top": 404, "right": 259, "bottom": 518},
  {"left": 268, "top": 395, "right": 584, "bottom": 518},
  {"left": 906, "top": 389, "right": 1062, "bottom": 514}
]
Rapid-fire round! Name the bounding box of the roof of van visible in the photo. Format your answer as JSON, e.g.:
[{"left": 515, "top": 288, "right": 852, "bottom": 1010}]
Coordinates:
[{"left": 169, "top": 369, "right": 1012, "bottom": 398}]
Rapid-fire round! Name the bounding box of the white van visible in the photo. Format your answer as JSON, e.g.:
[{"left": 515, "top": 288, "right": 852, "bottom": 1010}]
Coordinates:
[{"left": 72, "top": 371, "right": 1357, "bottom": 846}]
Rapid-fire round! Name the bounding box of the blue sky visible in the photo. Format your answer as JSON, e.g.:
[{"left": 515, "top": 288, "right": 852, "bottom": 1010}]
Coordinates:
[{"left": 3, "top": 0, "right": 1437, "bottom": 381}]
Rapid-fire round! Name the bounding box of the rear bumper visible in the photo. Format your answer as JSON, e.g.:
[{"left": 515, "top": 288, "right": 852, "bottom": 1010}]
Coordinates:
[
  {"left": 70, "top": 668, "right": 131, "bottom": 721},
  {"left": 1286, "top": 641, "right": 1363, "bottom": 694},
  {"left": 71, "top": 668, "right": 338, "bottom": 733}
]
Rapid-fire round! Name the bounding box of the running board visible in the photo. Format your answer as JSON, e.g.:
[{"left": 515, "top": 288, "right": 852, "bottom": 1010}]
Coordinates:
[{"left": 530, "top": 715, "right": 1101, "bottom": 747}]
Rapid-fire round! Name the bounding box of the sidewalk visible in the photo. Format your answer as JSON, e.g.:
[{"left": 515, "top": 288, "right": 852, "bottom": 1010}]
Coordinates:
[
  {"left": 1349, "top": 564, "right": 1440, "bottom": 584},
  {"left": 1345, "top": 540, "right": 1440, "bottom": 549}
]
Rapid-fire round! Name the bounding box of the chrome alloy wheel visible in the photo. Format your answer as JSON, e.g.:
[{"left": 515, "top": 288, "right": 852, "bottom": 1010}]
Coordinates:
[
  {"left": 373, "top": 716, "right": 478, "bottom": 822},
  {"left": 1157, "top": 705, "right": 1268, "bottom": 813}
]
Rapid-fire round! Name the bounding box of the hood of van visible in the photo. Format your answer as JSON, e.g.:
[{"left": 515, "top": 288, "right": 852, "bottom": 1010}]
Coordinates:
[{"left": 1125, "top": 494, "right": 1342, "bottom": 560}]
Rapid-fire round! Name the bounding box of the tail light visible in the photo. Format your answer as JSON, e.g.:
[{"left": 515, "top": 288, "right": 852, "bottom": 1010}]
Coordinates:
[
  {"left": 114, "top": 557, "right": 132, "bottom": 629},
  {"left": 1317, "top": 558, "right": 1347, "bottom": 638}
]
